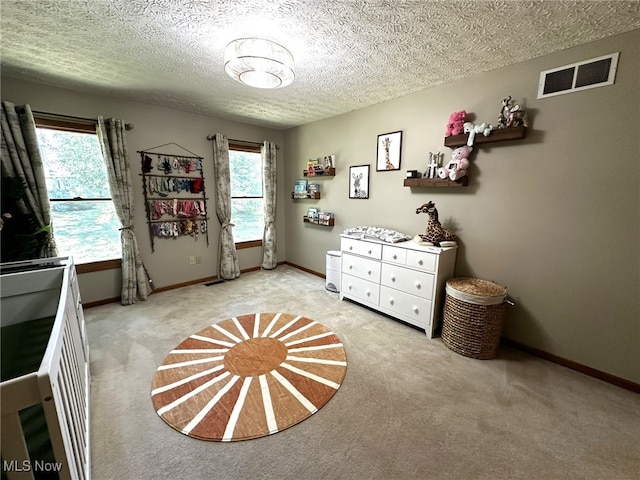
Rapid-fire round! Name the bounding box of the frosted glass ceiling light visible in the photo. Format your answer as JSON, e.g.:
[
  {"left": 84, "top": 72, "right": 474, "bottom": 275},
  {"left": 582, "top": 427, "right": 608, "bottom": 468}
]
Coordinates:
[{"left": 224, "top": 37, "right": 295, "bottom": 89}]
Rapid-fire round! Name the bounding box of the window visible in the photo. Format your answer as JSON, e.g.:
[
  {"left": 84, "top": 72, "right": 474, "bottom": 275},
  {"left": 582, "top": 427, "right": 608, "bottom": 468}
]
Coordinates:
[
  {"left": 35, "top": 117, "right": 122, "bottom": 265},
  {"left": 228, "top": 143, "right": 264, "bottom": 245}
]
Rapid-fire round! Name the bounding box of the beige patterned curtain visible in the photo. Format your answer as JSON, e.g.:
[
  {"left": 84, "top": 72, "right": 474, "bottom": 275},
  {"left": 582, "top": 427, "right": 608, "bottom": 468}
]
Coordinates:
[
  {"left": 97, "top": 117, "right": 151, "bottom": 305},
  {"left": 261, "top": 141, "right": 277, "bottom": 269},
  {"left": 212, "top": 133, "right": 240, "bottom": 280},
  {"left": 0, "top": 101, "right": 57, "bottom": 259}
]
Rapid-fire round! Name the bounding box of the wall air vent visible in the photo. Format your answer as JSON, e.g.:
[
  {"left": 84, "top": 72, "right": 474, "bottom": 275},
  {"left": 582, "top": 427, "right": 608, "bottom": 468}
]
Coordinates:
[{"left": 537, "top": 52, "right": 619, "bottom": 99}]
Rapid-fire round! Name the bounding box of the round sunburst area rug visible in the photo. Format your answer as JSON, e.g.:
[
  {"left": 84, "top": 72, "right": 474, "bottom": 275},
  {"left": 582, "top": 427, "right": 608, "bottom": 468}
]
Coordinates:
[{"left": 151, "top": 312, "right": 347, "bottom": 442}]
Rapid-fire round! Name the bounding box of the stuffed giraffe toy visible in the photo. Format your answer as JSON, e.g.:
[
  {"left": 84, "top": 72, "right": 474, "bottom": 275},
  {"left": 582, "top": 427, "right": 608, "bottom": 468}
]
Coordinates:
[{"left": 415, "top": 201, "right": 457, "bottom": 246}]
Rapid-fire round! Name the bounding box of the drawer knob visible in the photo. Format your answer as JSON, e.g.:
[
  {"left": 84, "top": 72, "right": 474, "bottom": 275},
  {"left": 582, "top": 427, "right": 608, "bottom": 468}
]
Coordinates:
[
  {"left": 415, "top": 281, "right": 421, "bottom": 289},
  {"left": 390, "top": 275, "right": 396, "bottom": 282},
  {"left": 366, "top": 289, "right": 371, "bottom": 297},
  {"left": 349, "top": 264, "right": 353, "bottom": 269},
  {"left": 349, "top": 246, "right": 353, "bottom": 250},
  {"left": 392, "top": 254, "right": 397, "bottom": 259},
  {"left": 412, "top": 306, "right": 419, "bottom": 314},
  {"left": 389, "top": 298, "right": 394, "bottom": 305},
  {"left": 367, "top": 269, "right": 372, "bottom": 275},
  {"left": 367, "top": 249, "right": 372, "bottom": 254},
  {"left": 348, "top": 284, "right": 352, "bottom": 290},
  {"left": 418, "top": 259, "right": 423, "bottom": 265}
]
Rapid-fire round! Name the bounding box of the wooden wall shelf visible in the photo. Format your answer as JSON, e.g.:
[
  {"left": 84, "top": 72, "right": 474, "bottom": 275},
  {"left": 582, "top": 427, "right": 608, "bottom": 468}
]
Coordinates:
[
  {"left": 444, "top": 126, "right": 527, "bottom": 148},
  {"left": 403, "top": 177, "right": 468, "bottom": 187},
  {"left": 303, "top": 167, "right": 335, "bottom": 177},
  {"left": 303, "top": 216, "right": 334, "bottom": 226},
  {"left": 292, "top": 192, "right": 321, "bottom": 199}
]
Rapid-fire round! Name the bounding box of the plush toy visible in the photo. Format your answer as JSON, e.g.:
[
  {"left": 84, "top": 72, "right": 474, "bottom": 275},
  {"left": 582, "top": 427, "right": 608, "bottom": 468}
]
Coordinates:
[
  {"left": 506, "top": 104, "right": 528, "bottom": 128},
  {"left": 437, "top": 145, "right": 472, "bottom": 181},
  {"left": 415, "top": 201, "right": 457, "bottom": 247},
  {"left": 498, "top": 96, "right": 512, "bottom": 128},
  {"left": 445, "top": 110, "right": 466, "bottom": 137},
  {"left": 463, "top": 121, "right": 494, "bottom": 146},
  {"left": 448, "top": 145, "right": 472, "bottom": 181}
]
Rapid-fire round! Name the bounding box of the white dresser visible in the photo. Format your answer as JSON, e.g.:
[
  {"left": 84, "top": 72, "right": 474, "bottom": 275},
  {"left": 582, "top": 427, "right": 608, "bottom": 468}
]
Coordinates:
[{"left": 339, "top": 234, "right": 457, "bottom": 338}]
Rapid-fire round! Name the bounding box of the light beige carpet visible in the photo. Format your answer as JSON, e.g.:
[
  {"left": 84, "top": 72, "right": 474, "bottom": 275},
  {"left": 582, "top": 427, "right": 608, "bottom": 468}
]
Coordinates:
[
  {"left": 86, "top": 265, "right": 640, "bottom": 480},
  {"left": 151, "top": 312, "right": 347, "bottom": 441}
]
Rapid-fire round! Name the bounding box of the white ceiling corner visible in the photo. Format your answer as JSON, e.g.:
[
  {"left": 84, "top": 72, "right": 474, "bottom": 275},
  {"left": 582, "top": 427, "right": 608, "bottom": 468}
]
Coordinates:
[{"left": 1, "top": 0, "right": 639, "bottom": 130}]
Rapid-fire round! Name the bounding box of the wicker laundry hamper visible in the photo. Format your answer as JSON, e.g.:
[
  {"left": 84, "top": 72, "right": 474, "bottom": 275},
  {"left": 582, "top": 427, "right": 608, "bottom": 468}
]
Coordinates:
[{"left": 442, "top": 278, "right": 508, "bottom": 359}]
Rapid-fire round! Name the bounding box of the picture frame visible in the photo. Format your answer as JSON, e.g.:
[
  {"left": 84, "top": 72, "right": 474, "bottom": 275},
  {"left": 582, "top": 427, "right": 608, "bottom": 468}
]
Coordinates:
[
  {"left": 376, "top": 130, "right": 403, "bottom": 171},
  {"left": 349, "top": 165, "right": 370, "bottom": 199}
]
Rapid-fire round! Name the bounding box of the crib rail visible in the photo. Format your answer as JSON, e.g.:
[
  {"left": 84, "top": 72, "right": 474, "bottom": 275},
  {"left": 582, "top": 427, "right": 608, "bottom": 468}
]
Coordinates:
[
  {"left": 39, "top": 262, "right": 90, "bottom": 480},
  {"left": 1, "top": 257, "right": 90, "bottom": 480}
]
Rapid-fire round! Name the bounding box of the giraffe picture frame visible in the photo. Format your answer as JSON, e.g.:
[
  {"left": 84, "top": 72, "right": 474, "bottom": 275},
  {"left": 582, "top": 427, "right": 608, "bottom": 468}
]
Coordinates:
[
  {"left": 349, "top": 164, "right": 370, "bottom": 199},
  {"left": 376, "top": 130, "right": 402, "bottom": 171}
]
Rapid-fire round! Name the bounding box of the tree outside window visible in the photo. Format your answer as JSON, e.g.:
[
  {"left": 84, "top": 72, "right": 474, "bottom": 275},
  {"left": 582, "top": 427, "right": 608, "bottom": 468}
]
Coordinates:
[
  {"left": 36, "top": 123, "right": 121, "bottom": 264},
  {"left": 229, "top": 145, "right": 264, "bottom": 244}
]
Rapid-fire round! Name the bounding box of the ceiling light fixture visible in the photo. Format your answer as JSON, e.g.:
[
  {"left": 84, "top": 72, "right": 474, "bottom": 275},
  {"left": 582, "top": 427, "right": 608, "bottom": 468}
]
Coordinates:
[{"left": 224, "top": 37, "right": 295, "bottom": 89}]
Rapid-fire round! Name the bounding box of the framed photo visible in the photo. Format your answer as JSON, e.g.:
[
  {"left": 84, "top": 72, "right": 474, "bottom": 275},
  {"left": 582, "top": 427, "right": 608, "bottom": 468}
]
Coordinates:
[
  {"left": 376, "top": 131, "right": 403, "bottom": 171},
  {"left": 349, "top": 165, "right": 370, "bottom": 199}
]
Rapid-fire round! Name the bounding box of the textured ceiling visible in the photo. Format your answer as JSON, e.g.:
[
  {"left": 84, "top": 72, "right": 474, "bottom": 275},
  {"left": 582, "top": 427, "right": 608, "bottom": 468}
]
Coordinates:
[{"left": 2, "top": 1, "right": 639, "bottom": 130}]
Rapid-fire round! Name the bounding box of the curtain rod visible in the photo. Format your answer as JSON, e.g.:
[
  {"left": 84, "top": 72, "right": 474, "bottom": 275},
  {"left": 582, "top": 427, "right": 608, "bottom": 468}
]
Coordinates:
[
  {"left": 206, "top": 135, "right": 278, "bottom": 149},
  {"left": 32, "top": 110, "right": 134, "bottom": 130}
]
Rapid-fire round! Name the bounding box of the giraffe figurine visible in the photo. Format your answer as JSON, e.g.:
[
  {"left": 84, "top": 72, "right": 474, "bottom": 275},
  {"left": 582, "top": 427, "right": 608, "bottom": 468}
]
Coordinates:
[
  {"left": 415, "top": 201, "right": 457, "bottom": 246},
  {"left": 383, "top": 137, "right": 394, "bottom": 170}
]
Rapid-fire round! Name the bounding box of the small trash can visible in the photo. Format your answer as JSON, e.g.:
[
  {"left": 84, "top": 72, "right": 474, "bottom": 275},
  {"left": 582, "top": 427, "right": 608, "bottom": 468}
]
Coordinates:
[
  {"left": 441, "top": 277, "right": 508, "bottom": 359},
  {"left": 326, "top": 251, "right": 341, "bottom": 292}
]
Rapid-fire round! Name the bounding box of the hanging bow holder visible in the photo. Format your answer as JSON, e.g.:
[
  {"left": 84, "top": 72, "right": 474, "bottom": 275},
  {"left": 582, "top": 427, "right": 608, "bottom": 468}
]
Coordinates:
[{"left": 138, "top": 142, "right": 209, "bottom": 252}]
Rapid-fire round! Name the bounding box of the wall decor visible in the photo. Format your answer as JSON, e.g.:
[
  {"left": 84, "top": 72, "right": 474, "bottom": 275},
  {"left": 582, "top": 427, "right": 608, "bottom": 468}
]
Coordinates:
[
  {"left": 138, "top": 143, "right": 208, "bottom": 252},
  {"left": 349, "top": 164, "right": 370, "bottom": 199},
  {"left": 376, "top": 130, "right": 402, "bottom": 171}
]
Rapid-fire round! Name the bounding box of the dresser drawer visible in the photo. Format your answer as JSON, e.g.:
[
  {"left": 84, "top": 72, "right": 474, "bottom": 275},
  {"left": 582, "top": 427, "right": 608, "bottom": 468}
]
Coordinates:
[
  {"left": 359, "top": 241, "right": 382, "bottom": 260},
  {"left": 341, "top": 237, "right": 361, "bottom": 255},
  {"left": 342, "top": 273, "right": 380, "bottom": 305},
  {"left": 382, "top": 245, "right": 407, "bottom": 265},
  {"left": 406, "top": 249, "right": 437, "bottom": 272},
  {"left": 380, "top": 286, "right": 432, "bottom": 327},
  {"left": 342, "top": 253, "right": 381, "bottom": 282},
  {"left": 380, "top": 263, "right": 435, "bottom": 300},
  {"left": 341, "top": 237, "right": 382, "bottom": 260}
]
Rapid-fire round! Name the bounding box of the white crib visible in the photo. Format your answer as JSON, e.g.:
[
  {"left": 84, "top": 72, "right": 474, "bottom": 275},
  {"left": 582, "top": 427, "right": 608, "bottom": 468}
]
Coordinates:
[{"left": 1, "top": 257, "right": 90, "bottom": 480}]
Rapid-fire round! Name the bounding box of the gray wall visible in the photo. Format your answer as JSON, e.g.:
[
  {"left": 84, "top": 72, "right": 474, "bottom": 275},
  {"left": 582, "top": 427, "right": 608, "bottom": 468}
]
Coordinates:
[
  {"left": 0, "top": 79, "right": 286, "bottom": 301},
  {"left": 284, "top": 30, "right": 640, "bottom": 384}
]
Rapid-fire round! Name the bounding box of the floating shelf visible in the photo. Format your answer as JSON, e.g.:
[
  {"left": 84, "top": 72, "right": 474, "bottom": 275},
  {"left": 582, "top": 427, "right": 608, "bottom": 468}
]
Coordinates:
[
  {"left": 303, "top": 216, "right": 334, "bottom": 226},
  {"left": 291, "top": 192, "right": 321, "bottom": 199},
  {"left": 303, "top": 167, "right": 335, "bottom": 177},
  {"left": 403, "top": 177, "right": 468, "bottom": 187},
  {"left": 444, "top": 126, "right": 527, "bottom": 148}
]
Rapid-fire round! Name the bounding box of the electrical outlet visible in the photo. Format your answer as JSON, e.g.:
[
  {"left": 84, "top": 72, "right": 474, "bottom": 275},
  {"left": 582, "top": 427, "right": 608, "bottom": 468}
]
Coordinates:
[
  {"left": 189, "top": 256, "right": 195, "bottom": 265},
  {"left": 195, "top": 256, "right": 202, "bottom": 264}
]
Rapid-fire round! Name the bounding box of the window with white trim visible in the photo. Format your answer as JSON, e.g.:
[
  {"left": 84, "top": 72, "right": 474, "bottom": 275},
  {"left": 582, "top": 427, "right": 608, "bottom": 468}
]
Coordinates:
[
  {"left": 35, "top": 117, "right": 122, "bottom": 264},
  {"left": 228, "top": 143, "right": 264, "bottom": 245}
]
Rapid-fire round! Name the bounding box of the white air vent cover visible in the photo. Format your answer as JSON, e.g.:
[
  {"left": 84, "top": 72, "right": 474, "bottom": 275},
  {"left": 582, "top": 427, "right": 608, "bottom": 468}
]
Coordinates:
[{"left": 538, "top": 52, "right": 619, "bottom": 99}]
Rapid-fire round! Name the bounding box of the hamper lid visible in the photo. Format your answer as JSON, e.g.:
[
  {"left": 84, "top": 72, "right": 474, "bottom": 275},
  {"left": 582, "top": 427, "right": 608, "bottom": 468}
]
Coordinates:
[{"left": 446, "top": 277, "right": 507, "bottom": 306}]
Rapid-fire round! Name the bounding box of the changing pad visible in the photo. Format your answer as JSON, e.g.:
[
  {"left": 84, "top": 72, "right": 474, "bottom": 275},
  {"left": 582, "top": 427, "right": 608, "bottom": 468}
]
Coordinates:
[{"left": 342, "top": 226, "right": 411, "bottom": 243}]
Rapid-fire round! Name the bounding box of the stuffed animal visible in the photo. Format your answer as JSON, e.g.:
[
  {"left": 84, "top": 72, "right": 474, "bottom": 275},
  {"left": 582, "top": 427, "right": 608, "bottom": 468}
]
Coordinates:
[
  {"left": 449, "top": 145, "right": 472, "bottom": 181},
  {"left": 506, "top": 104, "right": 528, "bottom": 128},
  {"left": 437, "top": 145, "right": 472, "bottom": 181},
  {"left": 415, "top": 201, "right": 457, "bottom": 246},
  {"left": 445, "top": 110, "right": 466, "bottom": 137},
  {"left": 498, "top": 96, "right": 512, "bottom": 128},
  {"left": 463, "top": 121, "right": 494, "bottom": 146}
]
